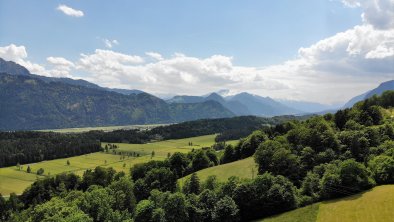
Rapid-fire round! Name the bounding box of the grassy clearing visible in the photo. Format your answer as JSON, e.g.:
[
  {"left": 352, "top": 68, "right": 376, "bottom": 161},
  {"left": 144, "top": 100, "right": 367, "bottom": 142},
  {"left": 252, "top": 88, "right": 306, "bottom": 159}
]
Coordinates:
[
  {"left": 260, "top": 203, "right": 320, "bottom": 222},
  {"left": 179, "top": 157, "right": 257, "bottom": 186},
  {"left": 38, "top": 124, "right": 167, "bottom": 133},
  {"left": 317, "top": 185, "right": 394, "bottom": 222},
  {"left": 257, "top": 185, "right": 394, "bottom": 222},
  {"left": 0, "top": 134, "right": 234, "bottom": 195}
]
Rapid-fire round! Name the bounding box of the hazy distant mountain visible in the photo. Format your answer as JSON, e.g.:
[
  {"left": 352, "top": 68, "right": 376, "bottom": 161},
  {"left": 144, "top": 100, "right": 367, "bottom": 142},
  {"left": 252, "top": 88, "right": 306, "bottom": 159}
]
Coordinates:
[
  {"left": 227, "top": 92, "right": 301, "bottom": 116},
  {"left": 344, "top": 80, "right": 394, "bottom": 108},
  {"left": 167, "top": 93, "right": 251, "bottom": 115},
  {"left": 0, "top": 73, "right": 234, "bottom": 130},
  {"left": 168, "top": 92, "right": 301, "bottom": 117},
  {"left": 277, "top": 99, "right": 341, "bottom": 113}
]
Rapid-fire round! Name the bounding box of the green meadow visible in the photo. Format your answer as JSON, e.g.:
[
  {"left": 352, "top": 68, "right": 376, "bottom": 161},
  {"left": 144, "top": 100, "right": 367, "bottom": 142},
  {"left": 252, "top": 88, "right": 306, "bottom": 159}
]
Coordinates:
[
  {"left": 0, "top": 134, "right": 233, "bottom": 195},
  {"left": 179, "top": 157, "right": 258, "bottom": 185},
  {"left": 260, "top": 185, "right": 394, "bottom": 222}
]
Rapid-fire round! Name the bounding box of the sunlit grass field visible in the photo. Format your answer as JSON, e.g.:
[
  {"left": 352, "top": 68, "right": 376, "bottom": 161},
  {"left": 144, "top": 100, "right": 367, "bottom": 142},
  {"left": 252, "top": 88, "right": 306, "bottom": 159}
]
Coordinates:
[
  {"left": 179, "top": 157, "right": 257, "bottom": 186},
  {"left": 260, "top": 185, "right": 394, "bottom": 222},
  {"left": 0, "top": 134, "right": 235, "bottom": 195}
]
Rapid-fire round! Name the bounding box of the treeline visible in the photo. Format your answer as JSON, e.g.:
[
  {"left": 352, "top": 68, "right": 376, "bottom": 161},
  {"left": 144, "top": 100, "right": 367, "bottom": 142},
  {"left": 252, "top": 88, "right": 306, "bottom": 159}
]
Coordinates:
[
  {"left": 0, "top": 131, "right": 101, "bottom": 167},
  {"left": 148, "top": 115, "right": 304, "bottom": 141}
]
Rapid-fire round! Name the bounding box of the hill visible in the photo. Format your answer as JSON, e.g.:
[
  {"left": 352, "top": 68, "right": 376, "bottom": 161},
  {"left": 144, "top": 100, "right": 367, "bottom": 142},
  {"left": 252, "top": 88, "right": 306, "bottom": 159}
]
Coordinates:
[
  {"left": 168, "top": 92, "right": 301, "bottom": 116},
  {"left": 0, "top": 73, "right": 233, "bottom": 130},
  {"left": 260, "top": 185, "right": 394, "bottom": 222},
  {"left": 344, "top": 79, "right": 394, "bottom": 108},
  {"left": 179, "top": 157, "right": 257, "bottom": 184}
]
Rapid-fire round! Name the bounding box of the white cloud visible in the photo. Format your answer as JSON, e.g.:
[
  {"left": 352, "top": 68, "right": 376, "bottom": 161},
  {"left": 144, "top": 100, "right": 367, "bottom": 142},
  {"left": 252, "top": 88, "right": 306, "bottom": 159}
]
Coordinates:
[
  {"left": 57, "top": 4, "right": 84, "bottom": 17},
  {"left": 342, "top": 0, "right": 394, "bottom": 29},
  {"left": 146, "top": 52, "right": 163, "bottom": 61},
  {"left": 0, "top": 1, "right": 392, "bottom": 104},
  {"left": 103, "top": 39, "right": 119, "bottom": 48},
  {"left": 47, "top": 57, "right": 74, "bottom": 67},
  {"left": 0, "top": 44, "right": 27, "bottom": 61}
]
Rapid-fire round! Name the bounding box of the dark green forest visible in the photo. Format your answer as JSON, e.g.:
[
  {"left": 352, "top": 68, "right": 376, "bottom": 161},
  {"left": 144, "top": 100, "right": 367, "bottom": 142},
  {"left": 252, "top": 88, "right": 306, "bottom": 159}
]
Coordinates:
[{"left": 0, "top": 91, "right": 393, "bottom": 221}]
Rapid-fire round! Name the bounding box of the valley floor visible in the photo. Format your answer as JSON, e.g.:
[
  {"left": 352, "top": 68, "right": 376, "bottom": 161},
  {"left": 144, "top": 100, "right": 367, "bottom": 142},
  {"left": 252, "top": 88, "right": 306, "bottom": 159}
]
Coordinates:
[{"left": 0, "top": 134, "right": 235, "bottom": 195}]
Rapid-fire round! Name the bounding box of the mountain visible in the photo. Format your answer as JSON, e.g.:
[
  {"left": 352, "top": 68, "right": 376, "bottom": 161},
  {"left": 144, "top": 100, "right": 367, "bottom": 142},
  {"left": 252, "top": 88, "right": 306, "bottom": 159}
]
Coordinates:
[
  {"left": 277, "top": 99, "right": 342, "bottom": 113},
  {"left": 167, "top": 92, "right": 301, "bottom": 117},
  {"left": 344, "top": 80, "right": 394, "bottom": 108},
  {"left": 227, "top": 92, "right": 301, "bottom": 116},
  {"left": 0, "top": 73, "right": 234, "bottom": 130},
  {"left": 167, "top": 93, "right": 251, "bottom": 115},
  {"left": 0, "top": 58, "right": 144, "bottom": 95},
  {"left": 0, "top": 58, "right": 30, "bottom": 76}
]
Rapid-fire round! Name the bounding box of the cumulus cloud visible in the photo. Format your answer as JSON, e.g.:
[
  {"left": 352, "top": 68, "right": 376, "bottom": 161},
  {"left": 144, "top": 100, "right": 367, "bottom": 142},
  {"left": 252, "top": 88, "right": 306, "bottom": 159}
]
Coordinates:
[
  {"left": 342, "top": 0, "right": 394, "bottom": 29},
  {"left": 0, "top": 44, "right": 27, "bottom": 61},
  {"left": 57, "top": 4, "right": 84, "bottom": 17}
]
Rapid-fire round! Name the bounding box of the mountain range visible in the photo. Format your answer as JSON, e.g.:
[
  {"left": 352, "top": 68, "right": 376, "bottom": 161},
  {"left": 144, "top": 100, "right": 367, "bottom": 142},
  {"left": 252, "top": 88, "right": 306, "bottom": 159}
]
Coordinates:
[
  {"left": 0, "top": 58, "right": 233, "bottom": 130},
  {"left": 168, "top": 92, "right": 300, "bottom": 116},
  {"left": 0, "top": 57, "right": 393, "bottom": 130}
]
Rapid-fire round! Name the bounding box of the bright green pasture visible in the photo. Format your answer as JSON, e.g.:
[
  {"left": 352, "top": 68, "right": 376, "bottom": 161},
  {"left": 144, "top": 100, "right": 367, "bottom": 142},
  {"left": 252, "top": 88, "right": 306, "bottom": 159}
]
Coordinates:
[
  {"left": 260, "top": 185, "right": 394, "bottom": 222},
  {"left": 114, "top": 134, "right": 237, "bottom": 157},
  {"left": 179, "top": 157, "right": 257, "bottom": 186},
  {"left": 0, "top": 134, "right": 232, "bottom": 195}
]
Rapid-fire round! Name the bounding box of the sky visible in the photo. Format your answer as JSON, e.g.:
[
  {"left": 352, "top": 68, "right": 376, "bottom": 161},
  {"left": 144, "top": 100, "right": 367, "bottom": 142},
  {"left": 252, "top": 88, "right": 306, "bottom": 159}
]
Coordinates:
[{"left": 0, "top": 0, "right": 393, "bottom": 104}]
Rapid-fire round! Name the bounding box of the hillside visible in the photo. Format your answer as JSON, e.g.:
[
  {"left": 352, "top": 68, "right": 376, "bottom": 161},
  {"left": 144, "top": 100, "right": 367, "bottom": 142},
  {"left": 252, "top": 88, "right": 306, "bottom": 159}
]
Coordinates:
[
  {"left": 261, "top": 185, "right": 394, "bottom": 222},
  {"left": 344, "top": 79, "right": 394, "bottom": 108},
  {"left": 179, "top": 157, "right": 257, "bottom": 184},
  {"left": 0, "top": 73, "right": 234, "bottom": 130},
  {"left": 168, "top": 92, "right": 301, "bottom": 116}
]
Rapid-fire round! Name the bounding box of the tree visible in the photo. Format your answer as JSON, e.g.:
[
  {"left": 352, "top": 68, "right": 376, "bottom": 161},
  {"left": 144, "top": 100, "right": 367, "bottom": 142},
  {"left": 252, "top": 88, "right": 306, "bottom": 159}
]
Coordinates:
[
  {"left": 151, "top": 150, "right": 155, "bottom": 159},
  {"left": 0, "top": 194, "right": 8, "bottom": 221},
  {"left": 169, "top": 152, "right": 190, "bottom": 178},
  {"left": 27, "top": 165, "right": 31, "bottom": 173},
  {"left": 79, "top": 186, "right": 115, "bottom": 222},
  {"left": 183, "top": 173, "right": 200, "bottom": 194},
  {"left": 198, "top": 189, "right": 218, "bottom": 221},
  {"left": 36, "top": 168, "right": 44, "bottom": 175},
  {"left": 152, "top": 208, "right": 166, "bottom": 222},
  {"left": 134, "top": 200, "right": 155, "bottom": 222},
  {"left": 162, "top": 192, "right": 189, "bottom": 222},
  {"left": 66, "top": 160, "right": 70, "bottom": 166},
  {"left": 144, "top": 168, "right": 177, "bottom": 192},
  {"left": 221, "top": 145, "right": 235, "bottom": 164},
  {"left": 30, "top": 197, "right": 93, "bottom": 222},
  {"left": 191, "top": 150, "right": 210, "bottom": 171},
  {"left": 368, "top": 155, "right": 394, "bottom": 184},
  {"left": 212, "top": 196, "right": 240, "bottom": 222},
  {"left": 202, "top": 175, "right": 219, "bottom": 191},
  {"left": 108, "top": 177, "right": 136, "bottom": 213}
]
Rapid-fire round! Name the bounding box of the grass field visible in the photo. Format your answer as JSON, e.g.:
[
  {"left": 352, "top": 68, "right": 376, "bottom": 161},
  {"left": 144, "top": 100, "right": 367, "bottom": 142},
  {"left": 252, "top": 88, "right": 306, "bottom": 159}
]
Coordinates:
[
  {"left": 0, "top": 134, "right": 234, "bottom": 196},
  {"left": 179, "top": 157, "right": 257, "bottom": 185},
  {"left": 38, "top": 124, "right": 167, "bottom": 133},
  {"left": 260, "top": 185, "right": 394, "bottom": 222}
]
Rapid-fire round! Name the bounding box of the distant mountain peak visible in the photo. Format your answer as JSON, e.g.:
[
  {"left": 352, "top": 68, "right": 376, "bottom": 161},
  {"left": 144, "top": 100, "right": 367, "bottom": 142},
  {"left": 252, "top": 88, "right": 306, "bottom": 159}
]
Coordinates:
[{"left": 0, "top": 57, "right": 30, "bottom": 76}]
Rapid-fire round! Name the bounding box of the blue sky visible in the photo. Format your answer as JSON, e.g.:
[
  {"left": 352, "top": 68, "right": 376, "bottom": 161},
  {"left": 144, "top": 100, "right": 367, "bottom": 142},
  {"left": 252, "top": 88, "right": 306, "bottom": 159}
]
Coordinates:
[
  {"left": 1, "top": 0, "right": 362, "bottom": 65},
  {"left": 0, "top": 0, "right": 393, "bottom": 104}
]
